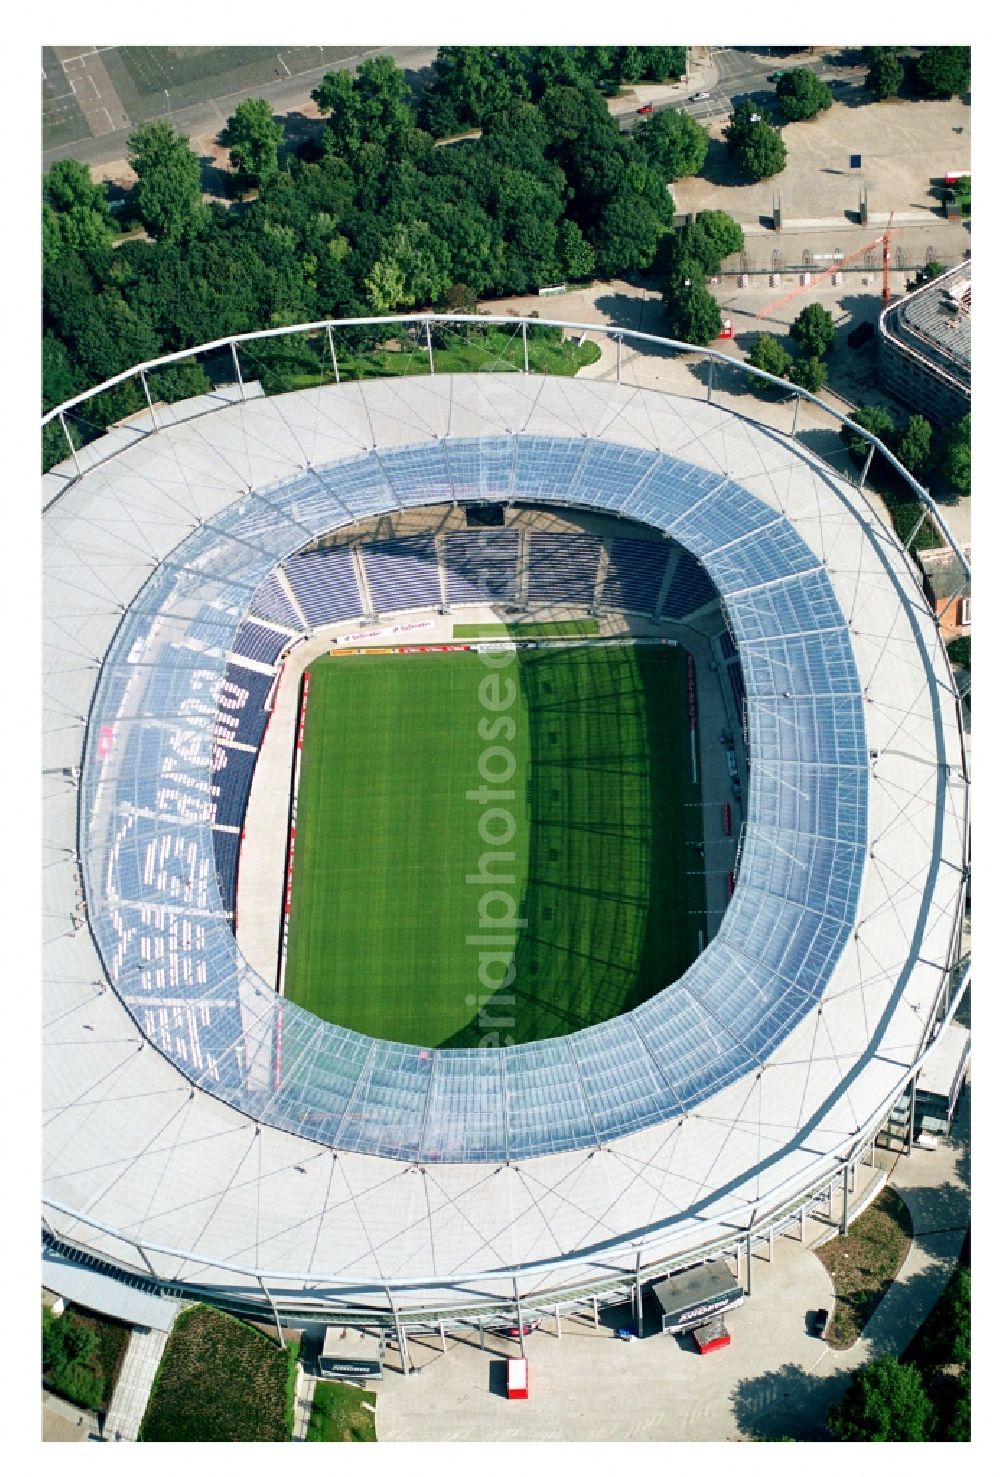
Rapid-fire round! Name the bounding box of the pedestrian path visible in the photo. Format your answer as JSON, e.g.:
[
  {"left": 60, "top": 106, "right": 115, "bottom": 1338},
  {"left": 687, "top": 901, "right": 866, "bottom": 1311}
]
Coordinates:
[
  {"left": 103, "top": 1325, "right": 168, "bottom": 1442},
  {"left": 291, "top": 1369, "right": 317, "bottom": 1441}
]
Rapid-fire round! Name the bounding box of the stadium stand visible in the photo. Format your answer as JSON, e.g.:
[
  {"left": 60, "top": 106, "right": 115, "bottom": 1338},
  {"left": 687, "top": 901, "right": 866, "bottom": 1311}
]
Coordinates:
[
  {"left": 443, "top": 530, "right": 519, "bottom": 604},
  {"left": 602, "top": 538, "right": 669, "bottom": 614},
  {"left": 211, "top": 828, "right": 241, "bottom": 920},
  {"left": 231, "top": 618, "right": 291, "bottom": 668},
  {"left": 214, "top": 666, "right": 273, "bottom": 751},
  {"left": 661, "top": 548, "right": 718, "bottom": 620},
  {"left": 249, "top": 570, "right": 303, "bottom": 629},
  {"left": 282, "top": 544, "right": 365, "bottom": 629},
  {"left": 363, "top": 534, "right": 442, "bottom": 612},
  {"left": 211, "top": 744, "right": 259, "bottom": 830},
  {"left": 526, "top": 532, "right": 602, "bottom": 605}
]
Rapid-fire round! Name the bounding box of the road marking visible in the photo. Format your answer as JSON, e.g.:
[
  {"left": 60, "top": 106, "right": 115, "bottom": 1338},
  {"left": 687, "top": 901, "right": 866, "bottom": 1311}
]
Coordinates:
[{"left": 278, "top": 54, "right": 292, "bottom": 77}]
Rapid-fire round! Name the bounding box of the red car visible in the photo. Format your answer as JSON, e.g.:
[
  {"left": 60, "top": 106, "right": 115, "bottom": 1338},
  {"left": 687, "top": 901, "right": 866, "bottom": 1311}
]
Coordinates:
[{"left": 636, "top": 103, "right": 654, "bottom": 115}]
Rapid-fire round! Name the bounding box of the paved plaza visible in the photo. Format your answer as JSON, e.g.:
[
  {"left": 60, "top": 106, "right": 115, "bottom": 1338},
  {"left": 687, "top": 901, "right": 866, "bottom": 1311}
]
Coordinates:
[{"left": 375, "top": 1090, "right": 969, "bottom": 1442}]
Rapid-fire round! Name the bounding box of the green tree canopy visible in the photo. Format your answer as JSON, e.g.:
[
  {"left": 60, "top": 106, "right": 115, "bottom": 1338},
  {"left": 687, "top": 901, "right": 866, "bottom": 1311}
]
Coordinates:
[
  {"left": 556, "top": 218, "right": 595, "bottom": 280},
  {"left": 914, "top": 46, "right": 971, "bottom": 99},
  {"left": 313, "top": 56, "right": 416, "bottom": 160},
  {"left": 775, "top": 69, "right": 834, "bottom": 121},
  {"left": 224, "top": 98, "right": 284, "bottom": 191},
  {"left": 789, "top": 355, "right": 828, "bottom": 392},
  {"left": 593, "top": 191, "right": 665, "bottom": 276},
  {"left": 940, "top": 413, "right": 971, "bottom": 495},
  {"left": 865, "top": 49, "right": 905, "bottom": 100},
  {"left": 724, "top": 100, "right": 787, "bottom": 180},
  {"left": 748, "top": 332, "right": 792, "bottom": 382},
  {"left": 634, "top": 107, "right": 709, "bottom": 181},
  {"left": 790, "top": 302, "right": 836, "bottom": 357},
  {"left": 127, "top": 122, "right": 204, "bottom": 241},
  {"left": 696, "top": 210, "right": 745, "bottom": 264},
  {"left": 828, "top": 1355, "right": 935, "bottom": 1441},
  {"left": 896, "top": 413, "right": 934, "bottom": 478},
  {"left": 662, "top": 262, "right": 722, "bottom": 345},
  {"left": 420, "top": 46, "right": 529, "bottom": 134},
  {"left": 841, "top": 403, "right": 897, "bottom": 464},
  {"left": 44, "top": 158, "right": 112, "bottom": 220}
]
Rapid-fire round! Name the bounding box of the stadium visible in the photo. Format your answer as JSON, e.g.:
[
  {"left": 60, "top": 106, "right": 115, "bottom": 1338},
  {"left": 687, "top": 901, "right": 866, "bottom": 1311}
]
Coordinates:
[{"left": 42, "top": 315, "right": 969, "bottom": 1352}]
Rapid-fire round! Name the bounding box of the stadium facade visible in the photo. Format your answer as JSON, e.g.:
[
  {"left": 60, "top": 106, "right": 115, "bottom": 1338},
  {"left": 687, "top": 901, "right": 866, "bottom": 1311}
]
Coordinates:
[{"left": 42, "top": 317, "right": 970, "bottom": 1341}]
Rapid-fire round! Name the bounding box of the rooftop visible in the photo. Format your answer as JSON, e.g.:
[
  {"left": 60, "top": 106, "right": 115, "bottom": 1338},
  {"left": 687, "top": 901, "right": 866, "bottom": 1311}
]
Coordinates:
[{"left": 884, "top": 262, "right": 972, "bottom": 386}]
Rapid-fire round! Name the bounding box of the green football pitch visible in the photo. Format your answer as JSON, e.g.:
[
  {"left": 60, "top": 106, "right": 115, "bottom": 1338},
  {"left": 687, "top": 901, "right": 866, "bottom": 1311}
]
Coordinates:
[{"left": 282, "top": 646, "right": 706, "bottom": 1047}]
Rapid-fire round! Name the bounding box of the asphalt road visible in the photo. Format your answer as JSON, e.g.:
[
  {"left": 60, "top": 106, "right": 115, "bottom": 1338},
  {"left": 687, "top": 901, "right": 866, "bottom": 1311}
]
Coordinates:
[
  {"left": 41, "top": 44, "right": 440, "bottom": 170},
  {"left": 618, "top": 46, "right": 869, "bottom": 131}
]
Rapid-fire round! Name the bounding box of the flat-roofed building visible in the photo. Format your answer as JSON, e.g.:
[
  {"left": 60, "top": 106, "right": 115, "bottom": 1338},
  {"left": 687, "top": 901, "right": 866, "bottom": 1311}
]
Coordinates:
[{"left": 878, "top": 261, "right": 971, "bottom": 426}]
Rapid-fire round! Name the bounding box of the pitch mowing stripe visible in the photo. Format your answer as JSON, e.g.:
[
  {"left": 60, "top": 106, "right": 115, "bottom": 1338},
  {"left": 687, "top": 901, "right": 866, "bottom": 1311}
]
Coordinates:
[
  {"left": 283, "top": 647, "right": 706, "bottom": 1048},
  {"left": 283, "top": 655, "right": 530, "bottom": 1045}
]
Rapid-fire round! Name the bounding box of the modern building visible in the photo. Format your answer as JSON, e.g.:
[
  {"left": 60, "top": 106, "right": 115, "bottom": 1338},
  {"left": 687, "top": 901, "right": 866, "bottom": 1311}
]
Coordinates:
[
  {"left": 878, "top": 260, "right": 971, "bottom": 426},
  {"left": 42, "top": 318, "right": 970, "bottom": 1350}
]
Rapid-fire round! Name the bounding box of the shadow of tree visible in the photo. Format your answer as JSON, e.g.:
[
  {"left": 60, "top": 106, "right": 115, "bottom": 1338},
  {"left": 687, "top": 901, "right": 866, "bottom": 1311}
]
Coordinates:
[
  {"left": 730, "top": 1360, "right": 847, "bottom": 1441},
  {"left": 278, "top": 109, "right": 326, "bottom": 162}
]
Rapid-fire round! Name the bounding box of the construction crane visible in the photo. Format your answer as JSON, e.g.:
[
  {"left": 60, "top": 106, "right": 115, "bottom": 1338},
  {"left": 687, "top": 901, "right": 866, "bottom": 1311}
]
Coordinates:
[{"left": 755, "top": 212, "right": 896, "bottom": 320}]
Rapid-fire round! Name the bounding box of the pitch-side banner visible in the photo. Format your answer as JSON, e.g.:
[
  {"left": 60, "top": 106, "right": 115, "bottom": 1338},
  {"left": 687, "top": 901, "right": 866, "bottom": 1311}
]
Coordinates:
[{"left": 335, "top": 620, "right": 435, "bottom": 645}]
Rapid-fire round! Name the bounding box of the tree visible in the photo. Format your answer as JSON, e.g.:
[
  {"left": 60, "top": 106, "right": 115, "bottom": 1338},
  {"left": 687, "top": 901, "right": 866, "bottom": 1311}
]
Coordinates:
[
  {"left": 865, "top": 49, "right": 904, "bottom": 101},
  {"left": 224, "top": 98, "right": 283, "bottom": 191},
  {"left": 790, "top": 302, "right": 836, "bottom": 357},
  {"left": 313, "top": 57, "right": 415, "bottom": 160},
  {"left": 637, "top": 47, "right": 686, "bottom": 82},
  {"left": 43, "top": 1307, "right": 97, "bottom": 1378},
  {"left": 789, "top": 355, "right": 828, "bottom": 392},
  {"left": 44, "top": 158, "right": 112, "bottom": 220},
  {"left": 775, "top": 69, "right": 834, "bottom": 122},
  {"left": 364, "top": 220, "right": 452, "bottom": 311},
  {"left": 724, "top": 101, "right": 787, "bottom": 181},
  {"left": 635, "top": 108, "right": 709, "bottom": 181},
  {"left": 592, "top": 191, "right": 664, "bottom": 276},
  {"left": 662, "top": 263, "right": 722, "bottom": 345},
  {"left": 748, "top": 332, "right": 792, "bottom": 382},
  {"left": 127, "top": 122, "right": 204, "bottom": 241},
  {"left": 914, "top": 46, "right": 971, "bottom": 99},
  {"left": 421, "top": 46, "right": 529, "bottom": 134},
  {"left": 695, "top": 211, "right": 744, "bottom": 264},
  {"left": 556, "top": 218, "right": 595, "bottom": 281},
  {"left": 828, "top": 1355, "right": 935, "bottom": 1441},
  {"left": 940, "top": 413, "right": 971, "bottom": 495},
  {"left": 896, "top": 413, "right": 934, "bottom": 478},
  {"left": 841, "top": 403, "right": 897, "bottom": 465}
]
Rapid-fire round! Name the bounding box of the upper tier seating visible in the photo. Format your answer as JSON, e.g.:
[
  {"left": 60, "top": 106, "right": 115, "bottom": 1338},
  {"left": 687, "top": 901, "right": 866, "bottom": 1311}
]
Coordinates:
[
  {"left": 282, "top": 544, "right": 364, "bottom": 629},
  {"left": 526, "top": 533, "right": 602, "bottom": 606},
  {"left": 363, "top": 535, "right": 442, "bottom": 612}
]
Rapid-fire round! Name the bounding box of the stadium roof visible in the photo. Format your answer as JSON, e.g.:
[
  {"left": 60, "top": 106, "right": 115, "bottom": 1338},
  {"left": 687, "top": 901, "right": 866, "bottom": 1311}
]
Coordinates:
[{"left": 43, "top": 369, "right": 967, "bottom": 1309}]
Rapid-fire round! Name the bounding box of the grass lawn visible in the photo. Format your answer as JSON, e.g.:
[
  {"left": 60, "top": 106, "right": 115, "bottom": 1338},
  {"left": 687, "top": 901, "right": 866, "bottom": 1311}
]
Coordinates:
[
  {"left": 272, "top": 329, "right": 601, "bottom": 393},
  {"left": 307, "top": 1381, "right": 377, "bottom": 1442},
  {"left": 138, "top": 1305, "right": 297, "bottom": 1442},
  {"left": 815, "top": 1187, "right": 914, "bottom": 1348},
  {"left": 452, "top": 619, "right": 601, "bottom": 638},
  {"left": 283, "top": 645, "right": 705, "bottom": 1046}
]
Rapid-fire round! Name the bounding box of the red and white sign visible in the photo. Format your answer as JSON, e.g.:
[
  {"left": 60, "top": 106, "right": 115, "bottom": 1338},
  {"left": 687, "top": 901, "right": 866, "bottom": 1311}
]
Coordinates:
[
  {"left": 719, "top": 319, "right": 734, "bottom": 340},
  {"left": 336, "top": 620, "right": 435, "bottom": 645}
]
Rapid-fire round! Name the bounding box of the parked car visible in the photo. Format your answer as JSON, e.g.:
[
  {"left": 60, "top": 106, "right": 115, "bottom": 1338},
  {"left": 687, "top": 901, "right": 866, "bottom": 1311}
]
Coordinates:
[
  {"left": 769, "top": 70, "right": 785, "bottom": 82},
  {"left": 505, "top": 1323, "right": 537, "bottom": 1338},
  {"left": 689, "top": 90, "right": 710, "bottom": 101},
  {"left": 812, "top": 1308, "right": 830, "bottom": 1339},
  {"left": 636, "top": 103, "right": 654, "bottom": 114}
]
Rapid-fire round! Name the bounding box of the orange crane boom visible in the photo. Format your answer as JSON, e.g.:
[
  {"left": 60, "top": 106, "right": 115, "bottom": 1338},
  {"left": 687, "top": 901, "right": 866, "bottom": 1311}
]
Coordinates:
[{"left": 755, "top": 213, "right": 896, "bottom": 320}]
